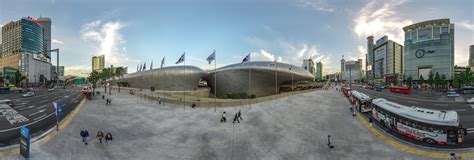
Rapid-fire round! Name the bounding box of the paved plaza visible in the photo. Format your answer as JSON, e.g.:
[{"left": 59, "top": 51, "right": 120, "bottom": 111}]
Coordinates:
[{"left": 4, "top": 88, "right": 425, "bottom": 160}]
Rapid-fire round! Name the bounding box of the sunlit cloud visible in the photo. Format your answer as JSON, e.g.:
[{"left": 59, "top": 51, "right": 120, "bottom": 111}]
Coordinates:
[
  {"left": 80, "top": 20, "right": 134, "bottom": 67},
  {"left": 458, "top": 21, "right": 474, "bottom": 31},
  {"left": 52, "top": 39, "right": 64, "bottom": 44},
  {"left": 353, "top": 0, "right": 412, "bottom": 44},
  {"left": 297, "top": 0, "right": 334, "bottom": 12},
  {"left": 65, "top": 65, "right": 91, "bottom": 76}
]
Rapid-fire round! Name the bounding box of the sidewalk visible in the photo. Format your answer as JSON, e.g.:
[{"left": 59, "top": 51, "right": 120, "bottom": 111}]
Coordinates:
[{"left": 5, "top": 88, "right": 423, "bottom": 159}]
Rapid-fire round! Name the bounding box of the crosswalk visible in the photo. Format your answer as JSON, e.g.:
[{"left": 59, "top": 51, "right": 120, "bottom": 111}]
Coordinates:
[{"left": 467, "top": 128, "right": 474, "bottom": 134}]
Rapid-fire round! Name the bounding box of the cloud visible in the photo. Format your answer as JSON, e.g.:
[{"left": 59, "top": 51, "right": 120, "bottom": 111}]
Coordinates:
[
  {"left": 65, "top": 65, "right": 92, "bottom": 76},
  {"left": 80, "top": 20, "right": 134, "bottom": 67},
  {"left": 353, "top": 0, "right": 412, "bottom": 44},
  {"left": 52, "top": 39, "right": 64, "bottom": 44},
  {"left": 458, "top": 21, "right": 474, "bottom": 31},
  {"left": 297, "top": 0, "right": 334, "bottom": 12}
]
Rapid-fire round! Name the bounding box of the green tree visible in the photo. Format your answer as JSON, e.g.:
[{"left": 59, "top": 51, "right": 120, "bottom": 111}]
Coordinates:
[
  {"left": 460, "top": 68, "right": 473, "bottom": 87},
  {"left": 434, "top": 72, "right": 441, "bottom": 90},
  {"left": 14, "top": 70, "right": 26, "bottom": 87},
  {"left": 406, "top": 75, "right": 413, "bottom": 87},
  {"left": 441, "top": 74, "right": 447, "bottom": 89},
  {"left": 428, "top": 71, "right": 434, "bottom": 88},
  {"left": 452, "top": 78, "right": 460, "bottom": 89},
  {"left": 87, "top": 70, "right": 100, "bottom": 93},
  {"left": 419, "top": 75, "right": 425, "bottom": 84}
]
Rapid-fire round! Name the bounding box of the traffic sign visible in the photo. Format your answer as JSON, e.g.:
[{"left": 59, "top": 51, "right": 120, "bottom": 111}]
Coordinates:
[{"left": 20, "top": 126, "right": 30, "bottom": 158}]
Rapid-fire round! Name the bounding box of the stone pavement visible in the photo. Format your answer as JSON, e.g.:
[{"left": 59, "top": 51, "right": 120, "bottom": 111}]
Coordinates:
[{"left": 4, "top": 87, "right": 424, "bottom": 160}]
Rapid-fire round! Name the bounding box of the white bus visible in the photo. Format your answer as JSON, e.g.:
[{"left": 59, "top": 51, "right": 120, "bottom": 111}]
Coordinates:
[
  {"left": 351, "top": 90, "right": 372, "bottom": 113},
  {"left": 371, "top": 98, "right": 466, "bottom": 145}
]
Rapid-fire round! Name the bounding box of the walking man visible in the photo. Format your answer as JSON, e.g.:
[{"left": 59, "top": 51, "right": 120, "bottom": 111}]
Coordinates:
[
  {"left": 220, "top": 112, "right": 227, "bottom": 123},
  {"left": 80, "top": 129, "right": 90, "bottom": 145},
  {"left": 237, "top": 110, "right": 243, "bottom": 121},
  {"left": 369, "top": 117, "right": 373, "bottom": 127},
  {"left": 96, "top": 131, "right": 105, "bottom": 143},
  {"left": 233, "top": 113, "right": 240, "bottom": 124},
  {"left": 105, "top": 132, "right": 113, "bottom": 145}
]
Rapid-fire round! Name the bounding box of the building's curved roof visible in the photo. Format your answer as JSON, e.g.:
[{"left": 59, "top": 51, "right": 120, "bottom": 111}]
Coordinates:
[
  {"left": 123, "top": 66, "right": 205, "bottom": 79},
  {"left": 208, "top": 61, "right": 314, "bottom": 78},
  {"left": 403, "top": 19, "right": 450, "bottom": 31}
]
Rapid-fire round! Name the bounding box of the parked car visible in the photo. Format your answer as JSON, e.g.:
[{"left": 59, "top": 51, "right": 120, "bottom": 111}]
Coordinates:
[
  {"left": 467, "top": 97, "right": 474, "bottom": 104},
  {"left": 22, "top": 92, "right": 35, "bottom": 97},
  {"left": 447, "top": 91, "right": 460, "bottom": 97},
  {"left": 48, "top": 88, "right": 55, "bottom": 92},
  {"left": 375, "top": 87, "right": 382, "bottom": 91}
]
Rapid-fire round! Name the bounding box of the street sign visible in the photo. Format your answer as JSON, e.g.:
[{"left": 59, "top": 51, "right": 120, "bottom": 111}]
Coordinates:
[
  {"left": 20, "top": 126, "right": 30, "bottom": 158},
  {"left": 53, "top": 102, "right": 63, "bottom": 118}
]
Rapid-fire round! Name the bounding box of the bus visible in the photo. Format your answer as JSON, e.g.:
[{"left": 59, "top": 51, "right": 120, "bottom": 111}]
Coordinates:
[
  {"left": 389, "top": 86, "right": 411, "bottom": 94},
  {"left": 351, "top": 90, "right": 372, "bottom": 113},
  {"left": 371, "top": 98, "right": 466, "bottom": 145}
]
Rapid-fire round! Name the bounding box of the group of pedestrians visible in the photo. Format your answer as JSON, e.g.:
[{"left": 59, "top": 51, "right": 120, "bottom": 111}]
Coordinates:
[
  {"left": 80, "top": 129, "right": 113, "bottom": 145},
  {"left": 220, "top": 110, "right": 243, "bottom": 124}
]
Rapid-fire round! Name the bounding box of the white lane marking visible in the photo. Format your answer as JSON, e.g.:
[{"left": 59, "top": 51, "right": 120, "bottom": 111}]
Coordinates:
[
  {"left": 452, "top": 109, "right": 467, "bottom": 112},
  {"left": 406, "top": 100, "right": 419, "bottom": 104},
  {"left": 33, "top": 114, "right": 48, "bottom": 121},
  {"left": 467, "top": 128, "right": 474, "bottom": 134},
  {"left": 39, "top": 99, "right": 49, "bottom": 103},
  {"left": 18, "top": 105, "right": 36, "bottom": 111},
  {"left": 434, "top": 104, "right": 448, "bottom": 107},
  {"left": 29, "top": 109, "right": 46, "bottom": 116},
  {"left": 0, "top": 104, "right": 29, "bottom": 125},
  {"left": 64, "top": 95, "right": 70, "bottom": 98},
  {"left": 38, "top": 105, "right": 47, "bottom": 109}
]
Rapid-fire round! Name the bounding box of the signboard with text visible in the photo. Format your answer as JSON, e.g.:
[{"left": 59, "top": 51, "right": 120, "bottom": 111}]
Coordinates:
[{"left": 20, "top": 126, "right": 30, "bottom": 158}]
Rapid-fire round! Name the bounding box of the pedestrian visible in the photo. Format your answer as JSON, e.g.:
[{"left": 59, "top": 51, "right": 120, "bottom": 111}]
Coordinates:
[
  {"left": 102, "top": 95, "right": 105, "bottom": 99},
  {"left": 80, "top": 129, "right": 86, "bottom": 144},
  {"left": 105, "top": 132, "right": 113, "bottom": 145},
  {"left": 96, "top": 131, "right": 105, "bottom": 143},
  {"left": 106, "top": 99, "right": 109, "bottom": 105},
  {"left": 233, "top": 113, "right": 240, "bottom": 124},
  {"left": 237, "top": 110, "right": 243, "bottom": 121},
  {"left": 191, "top": 103, "right": 196, "bottom": 108},
  {"left": 109, "top": 98, "right": 112, "bottom": 104},
  {"left": 83, "top": 129, "right": 90, "bottom": 145},
  {"left": 158, "top": 98, "right": 162, "bottom": 104},
  {"left": 220, "top": 112, "right": 226, "bottom": 123},
  {"left": 369, "top": 117, "right": 373, "bottom": 127}
]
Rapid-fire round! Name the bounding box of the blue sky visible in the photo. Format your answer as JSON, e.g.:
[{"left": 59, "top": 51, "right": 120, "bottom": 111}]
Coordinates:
[{"left": 1, "top": 0, "right": 473, "bottom": 76}]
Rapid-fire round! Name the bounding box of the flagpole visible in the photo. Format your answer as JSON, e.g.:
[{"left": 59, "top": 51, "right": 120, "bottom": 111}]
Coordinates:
[
  {"left": 214, "top": 52, "right": 217, "bottom": 112},
  {"left": 163, "top": 59, "right": 166, "bottom": 108},
  {"left": 183, "top": 53, "right": 186, "bottom": 110},
  {"left": 249, "top": 66, "right": 251, "bottom": 110},
  {"left": 275, "top": 63, "right": 278, "bottom": 95}
]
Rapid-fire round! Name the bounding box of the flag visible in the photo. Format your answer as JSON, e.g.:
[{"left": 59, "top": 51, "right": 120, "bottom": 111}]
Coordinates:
[
  {"left": 139, "top": 63, "right": 143, "bottom": 72},
  {"left": 242, "top": 53, "right": 250, "bottom": 63},
  {"left": 289, "top": 66, "right": 293, "bottom": 70},
  {"left": 136, "top": 64, "right": 139, "bottom": 71},
  {"left": 143, "top": 62, "right": 146, "bottom": 71},
  {"left": 206, "top": 50, "right": 216, "bottom": 64},
  {"left": 175, "top": 52, "right": 185, "bottom": 64},
  {"left": 150, "top": 60, "right": 153, "bottom": 70},
  {"left": 161, "top": 57, "right": 165, "bottom": 68}
]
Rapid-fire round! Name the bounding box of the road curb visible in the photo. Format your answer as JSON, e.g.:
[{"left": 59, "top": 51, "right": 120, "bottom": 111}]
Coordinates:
[{"left": 0, "top": 98, "right": 86, "bottom": 158}]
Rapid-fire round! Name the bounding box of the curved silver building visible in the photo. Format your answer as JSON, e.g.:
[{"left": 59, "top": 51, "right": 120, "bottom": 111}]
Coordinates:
[
  {"left": 118, "top": 66, "right": 205, "bottom": 91},
  {"left": 203, "top": 61, "right": 314, "bottom": 98}
]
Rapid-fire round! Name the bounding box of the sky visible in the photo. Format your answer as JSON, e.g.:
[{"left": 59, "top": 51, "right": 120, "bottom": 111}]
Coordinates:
[{"left": 0, "top": 0, "right": 473, "bottom": 76}]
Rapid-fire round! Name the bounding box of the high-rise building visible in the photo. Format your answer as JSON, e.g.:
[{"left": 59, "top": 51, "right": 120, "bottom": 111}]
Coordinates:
[
  {"left": 1, "top": 17, "right": 51, "bottom": 84},
  {"left": 302, "top": 59, "right": 316, "bottom": 78},
  {"left": 369, "top": 35, "right": 403, "bottom": 84},
  {"left": 343, "top": 59, "right": 363, "bottom": 83},
  {"left": 403, "top": 19, "right": 454, "bottom": 80},
  {"left": 469, "top": 45, "right": 474, "bottom": 70},
  {"left": 0, "top": 43, "right": 2, "bottom": 56},
  {"left": 366, "top": 36, "right": 374, "bottom": 84},
  {"left": 37, "top": 17, "right": 51, "bottom": 58},
  {"left": 340, "top": 55, "right": 345, "bottom": 81},
  {"left": 52, "top": 65, "right": 65, "bottom": 76},
  {"left": 316, "top": 62, "right": 323, "bottom": 80},
  {"left": 92, "top": 55, "right": 105, "bottom": 72}
]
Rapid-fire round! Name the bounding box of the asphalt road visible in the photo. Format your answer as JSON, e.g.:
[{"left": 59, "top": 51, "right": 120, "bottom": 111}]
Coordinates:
[
  {"left": 0, "top": 87, "right": 84, "bottom": 147},
  {"left": 351, "top": 86, "right": 474, "bottom": 148}
]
